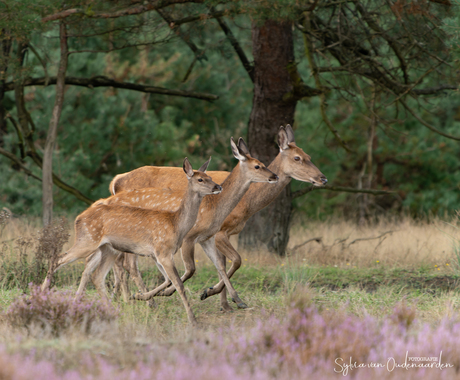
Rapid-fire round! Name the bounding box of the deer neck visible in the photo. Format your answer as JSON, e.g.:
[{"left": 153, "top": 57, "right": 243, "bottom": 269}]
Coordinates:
[
  {"left": 203, "top": 163, "right": 253, "bottom": 225},
  {"left": 173, "top": 185, "right": 204, "bottom": 242},
  {"left": 239, "top": 153, "right": 291, "bottom": 218}
]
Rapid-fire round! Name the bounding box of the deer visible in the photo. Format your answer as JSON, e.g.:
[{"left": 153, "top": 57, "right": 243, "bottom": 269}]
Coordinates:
[
  {"left": 107, "top": 125, "right": 327, "bottom": 312},
  {"left": 41, "top": 158, "right": 222, "bottom": 326},
  {"left": 76, "top": 137, "right": 279, "bottom": 309}
]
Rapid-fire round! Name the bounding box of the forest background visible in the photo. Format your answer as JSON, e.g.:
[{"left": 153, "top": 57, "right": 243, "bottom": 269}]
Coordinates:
[{"left": 1, "top": 0, "right": 459, "bottom": 255}]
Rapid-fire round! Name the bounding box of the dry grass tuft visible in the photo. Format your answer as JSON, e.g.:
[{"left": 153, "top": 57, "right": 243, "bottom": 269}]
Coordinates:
[{"left": 286, "top": 216, "right": 458, "bottom": 268}]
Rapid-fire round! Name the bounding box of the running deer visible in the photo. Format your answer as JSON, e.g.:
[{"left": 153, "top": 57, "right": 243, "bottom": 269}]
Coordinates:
[
  {"left": 110, "top": 125, "right": 327, "bottom": 311},
  {"left": 78, "top": 137, "right": 279, "bottom": 308},
  {"left": 41, "top": 158, "right": 222, "bottom": 326}
]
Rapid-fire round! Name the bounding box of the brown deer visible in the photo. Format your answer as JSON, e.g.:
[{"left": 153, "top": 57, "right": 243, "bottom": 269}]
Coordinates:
[
  {"left": 77, "top": 137, "right": 279, "bottom": 309},
  {"left": 41, "top": 158, "right": 222, "bottom": 326},
  {"left": 109, "top": 125, "right": 327, "bottom": 311}
]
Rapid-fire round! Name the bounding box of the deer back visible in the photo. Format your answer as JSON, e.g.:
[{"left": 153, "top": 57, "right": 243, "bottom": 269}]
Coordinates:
[{"left": 111, "top": 167, "right": 229, "bottom": 195}]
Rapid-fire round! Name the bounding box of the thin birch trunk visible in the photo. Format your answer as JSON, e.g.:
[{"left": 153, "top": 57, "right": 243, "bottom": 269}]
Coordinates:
[{"left": 42, "top": 22, "right": 68, "bottom": 226}]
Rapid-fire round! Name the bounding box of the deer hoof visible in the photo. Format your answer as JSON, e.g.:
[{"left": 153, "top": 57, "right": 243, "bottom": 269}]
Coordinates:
[
  {"left": 131, "top": 292, "right": 141, "bottom": 300},
  {"left": 232, "top": 298, "right": 248, "bottom": 309},
  {"left": 220, "top": 304, "right": 234, "bottom": 313},
  {"left": 200, "top": 287, "right": 212, "bottom": 301}
]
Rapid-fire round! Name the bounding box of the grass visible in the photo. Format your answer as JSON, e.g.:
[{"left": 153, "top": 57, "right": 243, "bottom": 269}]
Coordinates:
[{"left": 1, "top": 215, "right": 460, "bottom": 377}]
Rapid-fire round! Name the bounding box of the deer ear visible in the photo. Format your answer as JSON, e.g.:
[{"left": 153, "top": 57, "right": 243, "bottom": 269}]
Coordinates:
[
  {"left": 183, "top": 157, "right": 194, "bottom": 179},
  {"left": 230, "top": 137, "right": 247, "bottom": 162},
  {"left": 278, "top": 126, "right": 290, "bottom": 151},
  {"left": 285, "top": 124, "right": 296, "bottom": 143},
  {"left": 237, "top": 138, "right": 250, "bottom": 155},
  {"left": 198, "top": 157, "right": 211, "bottom": 173}
]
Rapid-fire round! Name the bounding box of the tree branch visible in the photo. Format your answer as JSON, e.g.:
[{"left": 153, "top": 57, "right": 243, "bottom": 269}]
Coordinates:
[
  {"left": 209, "top": 6, "right": 254, "bottom": 82},
  {"left": 172, "top": 10, "right": 230, "bottom": 26},
  {"left": 399, "top": 98, "right": 460, "bottom": 141},
  {"left": 412, "top": 85, "right": 458, "bottom": 95},
  {"left": 0, "top": 147, "right": 41, "bottom": 181},
  {"left": 42, "top": 0, "right": 203, "bottom": 23},
  {"left": 4, "top": 76, "right": 219, "bottom": 101},
  {"left": 157, "top": 8, "right": 207, "bottom": 60},
  {"left": 292, "top": 185, "right": 395, "bottom": 199},
  {"left": 302, "top": 12, "right": 354, "bottom": 153}
]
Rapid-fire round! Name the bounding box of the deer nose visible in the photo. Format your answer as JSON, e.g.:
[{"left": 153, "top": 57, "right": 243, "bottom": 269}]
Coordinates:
[
  {"left": 321, "top": 176, "right": 328, "bottom": 185},
  {"left": 213, "top": 185, "right": 223, "bottom": 194},
  {"left": 269, "top": 174, "right": 279, "bottom": 183}
]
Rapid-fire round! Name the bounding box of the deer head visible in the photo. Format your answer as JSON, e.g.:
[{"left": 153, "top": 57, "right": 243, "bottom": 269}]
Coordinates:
[
  {"left": 278, "top": 125, "right": 327, "bottom": 186},
  {"left": 183, "top": 157, "right": 222, "bottom": 195},
  {"left": 230, "top": 137, "right": 279, "bottom": 184}
]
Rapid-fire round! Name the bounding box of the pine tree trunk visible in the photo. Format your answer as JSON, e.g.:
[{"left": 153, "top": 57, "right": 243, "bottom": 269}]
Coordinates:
[{"left": 238, "top": 20, "right": 296, "bottom": 255}]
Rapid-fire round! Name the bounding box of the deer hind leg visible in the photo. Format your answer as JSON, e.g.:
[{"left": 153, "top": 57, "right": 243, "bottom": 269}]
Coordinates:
[
  {"left": 158, "top": 240, "right": 196, "bottom": 297},
  {"left": 75, "top": 249, "right": 102, "bottom": 299},
  {"left": 199, "top": 236, "right": 246, "bottom": 309},
  {"left": 41, "top": 239, "right": 100, "bottom": 291},
  {"left": 90, "top": 245, "right": 120, "bottom": 301},
  {"left": 133, "top": 254, "right": 172, "bottom": 301},
  {"left": 155, "top": 251, "right": 197, "bottom": 326},
  {"left": 112, "top": 253, "right": 126, "bottom": 301},
  {"left": 122, "top": 253, "right": 156, "bottom": 307}
]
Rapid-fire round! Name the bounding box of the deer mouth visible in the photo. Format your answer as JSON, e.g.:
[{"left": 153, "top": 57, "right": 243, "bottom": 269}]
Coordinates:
[
  {"left": 212, "top": 185, "right": 223, "bottom": 194},
  {"left": 310, "top": 176, "right": 328, "bottom": 187},
  {"left": 268, "top": 175, "right": 279, "bottom": 184}
]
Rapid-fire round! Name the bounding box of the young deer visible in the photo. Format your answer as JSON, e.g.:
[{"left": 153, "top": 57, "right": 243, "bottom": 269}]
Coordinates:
[
  {"left": 79, "top": 137, "right": 278, "bottom": 308},
  {"left": 110, "top": 126, "right": 327, "bottom": 311},
  {"left": 41, "top": 158, "right": 222, "bottom": 326}
]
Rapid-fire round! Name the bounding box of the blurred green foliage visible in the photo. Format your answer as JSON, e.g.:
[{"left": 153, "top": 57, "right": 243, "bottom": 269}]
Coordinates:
[{"left": 1, "top": 0, "right": 459, "bottom": 220}]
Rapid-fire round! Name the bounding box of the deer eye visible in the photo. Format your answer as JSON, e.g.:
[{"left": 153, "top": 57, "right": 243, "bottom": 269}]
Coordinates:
[
  {"left": 294, "top": 156, "right": 301, "bottom": 161},
  {"left": 255, "top": 165, "right": 260, "bottom": 169},
  {"left": 198, "top": 178, "right": 203, "bottom": 182}
]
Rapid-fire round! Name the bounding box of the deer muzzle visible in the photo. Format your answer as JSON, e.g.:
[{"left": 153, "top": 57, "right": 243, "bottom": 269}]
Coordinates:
[
  {"left": 212, "top": 185, "right": 223, "bottom": 194},
  {"left": 268, "top": 174, "right": 279, "bottom": 183}
]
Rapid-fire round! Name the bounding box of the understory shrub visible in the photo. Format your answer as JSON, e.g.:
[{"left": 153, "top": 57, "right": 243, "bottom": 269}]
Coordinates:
[
  {"left": 5, "top": 285, "right": 118, "bottom": 336},
  {"left": 0, "top": 218, "right": 69, "bottom": 291}
]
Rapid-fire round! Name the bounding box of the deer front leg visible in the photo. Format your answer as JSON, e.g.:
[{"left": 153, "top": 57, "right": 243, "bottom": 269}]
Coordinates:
[
  {"left": 199, "top": 236, "right": 247, "bottom": 309},
  {"left": 155, "top": 250, "right": 197, "bottom": 326},
  {"left": 156, "top": 240, "right": 196, "bottom": 297}
]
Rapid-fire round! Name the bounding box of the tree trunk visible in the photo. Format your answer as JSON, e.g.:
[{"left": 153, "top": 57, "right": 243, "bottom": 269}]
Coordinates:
[
  {"left": 42, "top": 22, "right": 68, "bottom": 226},
  {"left": 238, "top": 20, "right": 296, "bottom": 255},
  {"left": 0, "top": 31, "right": 12, "bottom": 147}
]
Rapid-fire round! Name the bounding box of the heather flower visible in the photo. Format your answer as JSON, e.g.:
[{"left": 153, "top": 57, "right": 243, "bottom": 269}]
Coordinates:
[{"left": 5, "top": 284, "right": 118, "bottom": 336}]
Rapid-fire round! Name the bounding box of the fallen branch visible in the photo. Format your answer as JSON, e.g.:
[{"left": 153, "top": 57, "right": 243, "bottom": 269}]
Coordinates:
[
  {"left": 292, "top": 185, "right": 395, "bottom": 199},
  {"left": 346, "top": 230, "right": 394, "bottom": 248},
  {"left": 290, "top": 237, "right": 322, "bottom": 252}
]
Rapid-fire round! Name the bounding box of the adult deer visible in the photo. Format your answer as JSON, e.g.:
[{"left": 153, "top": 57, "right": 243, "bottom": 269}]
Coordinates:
[
  {"left": 78, "top": 137, "right": 279, "bottom": 309},
  {"left": 110, "top": 125, "right": 327, "bottom": 311},
  {"left": 41, "top": 158, "right": 222, "bottom": 326}
]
